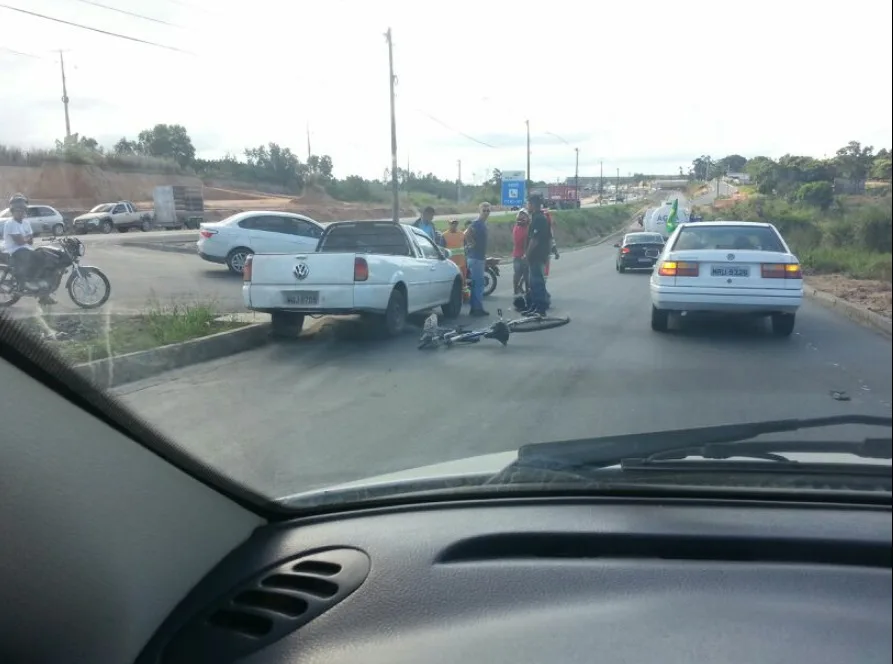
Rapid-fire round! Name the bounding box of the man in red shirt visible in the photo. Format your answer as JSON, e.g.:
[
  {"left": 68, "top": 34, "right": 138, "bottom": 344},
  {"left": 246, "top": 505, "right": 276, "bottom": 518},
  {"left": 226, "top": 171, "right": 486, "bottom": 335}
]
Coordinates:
[{"left": 511, "top": 209, "right": 530, "bottom": 294}]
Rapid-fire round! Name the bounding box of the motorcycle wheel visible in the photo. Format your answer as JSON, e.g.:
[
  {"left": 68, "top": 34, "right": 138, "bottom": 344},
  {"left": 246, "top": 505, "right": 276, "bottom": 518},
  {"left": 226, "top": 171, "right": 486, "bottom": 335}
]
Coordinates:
[
  {"left": 0, "top": 266, "right": 22, "bottom": 308},
  {"left": 67, "top": 267, "right": 112, "bottom": 309},
  {"left": 483, "top": 268, "right": 497, "bottom": 297}
]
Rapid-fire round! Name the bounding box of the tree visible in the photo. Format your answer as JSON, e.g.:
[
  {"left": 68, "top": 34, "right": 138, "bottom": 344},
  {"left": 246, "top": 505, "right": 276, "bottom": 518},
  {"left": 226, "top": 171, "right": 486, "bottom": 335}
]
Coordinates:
[
  {"left": 136, "top": 124, "right": 196, "bottom": 168},
  {"left": 718, "top": 154, "right": 747, "bottom": 173},
  {"left": 833, "top": 141, "right": 874, "bottom": 181}
]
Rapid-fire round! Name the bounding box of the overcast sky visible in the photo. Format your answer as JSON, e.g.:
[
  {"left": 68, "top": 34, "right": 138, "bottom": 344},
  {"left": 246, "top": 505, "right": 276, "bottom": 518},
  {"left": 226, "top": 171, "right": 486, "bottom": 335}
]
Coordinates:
[{"left": 1, "top": 0, "right": 891, "bottom": 183}]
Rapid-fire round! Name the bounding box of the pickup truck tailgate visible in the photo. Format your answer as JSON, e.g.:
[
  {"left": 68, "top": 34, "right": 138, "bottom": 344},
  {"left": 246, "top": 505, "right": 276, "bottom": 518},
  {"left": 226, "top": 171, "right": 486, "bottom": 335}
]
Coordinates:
[{"left": 246, "top": 253, "right": 358, "bottom": 310}]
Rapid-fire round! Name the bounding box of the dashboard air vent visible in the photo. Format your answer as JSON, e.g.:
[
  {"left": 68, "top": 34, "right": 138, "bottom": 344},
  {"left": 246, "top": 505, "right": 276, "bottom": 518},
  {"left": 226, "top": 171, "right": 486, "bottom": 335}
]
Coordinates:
[{"left": 160, "top": 547, "right": 371, "bottom": 664}]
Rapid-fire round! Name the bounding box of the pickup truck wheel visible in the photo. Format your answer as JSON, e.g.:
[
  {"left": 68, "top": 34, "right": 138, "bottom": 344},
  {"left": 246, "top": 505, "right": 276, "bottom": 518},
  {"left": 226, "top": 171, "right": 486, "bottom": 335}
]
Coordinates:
[
  {"left": 381, "top": 289, "right": 408, "bottom": 337},
  {"left": 271, "top": 312, "right": 305, "bottom": 339},
  {"left": 100, "top": 220, "right": 113, "bottom": 234},
  {"left": 140, "top": 219, "right": 151, "bottom": 232},
  {"left": 441, "top": 279, "right": 462, "bottom": 319},
  {"left": 226, "top": 248, "right": 252, "bottom": 274}
]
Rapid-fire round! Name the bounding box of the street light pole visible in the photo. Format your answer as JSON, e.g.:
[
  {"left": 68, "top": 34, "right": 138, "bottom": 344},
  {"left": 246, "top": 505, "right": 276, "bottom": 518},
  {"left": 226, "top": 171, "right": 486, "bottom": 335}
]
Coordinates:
[{"left": 574, "top": 148, "right": 580, "bottom": 207}]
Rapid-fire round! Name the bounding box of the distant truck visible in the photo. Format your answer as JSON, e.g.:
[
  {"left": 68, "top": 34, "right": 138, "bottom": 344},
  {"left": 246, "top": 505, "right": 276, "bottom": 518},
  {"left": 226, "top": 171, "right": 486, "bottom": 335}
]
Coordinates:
[
  {"left": 152, "top": 185, "right": 204, "bottom": 230},
  {"left": 546, "top": 184, "right": 581, "bottom": 210},
  {"left": 72, "top": 201, "right": 152, "bottom": 234}
]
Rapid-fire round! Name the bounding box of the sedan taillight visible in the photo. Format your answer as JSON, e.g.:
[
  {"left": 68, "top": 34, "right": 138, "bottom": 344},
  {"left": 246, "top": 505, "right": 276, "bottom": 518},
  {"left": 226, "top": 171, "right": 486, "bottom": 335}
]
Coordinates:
[
  {"left": 658, "top": 261, "right": 699, "bottom": 277},
  {"left": 199, "top": 229, "right": 217, "bottom": 239},
  {"left": 761, "top": 263, "right": 802, "bottom": 279}
]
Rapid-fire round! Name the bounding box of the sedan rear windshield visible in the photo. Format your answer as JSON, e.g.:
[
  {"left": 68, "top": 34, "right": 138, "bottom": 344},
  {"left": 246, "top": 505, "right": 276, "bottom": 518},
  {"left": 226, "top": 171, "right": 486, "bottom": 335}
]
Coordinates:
[
  {"left": 671, "top": 225, "right": 786, "bottom": 253},
  {"left": 625, "top": 233, "right": 664, "bottom": 244}
]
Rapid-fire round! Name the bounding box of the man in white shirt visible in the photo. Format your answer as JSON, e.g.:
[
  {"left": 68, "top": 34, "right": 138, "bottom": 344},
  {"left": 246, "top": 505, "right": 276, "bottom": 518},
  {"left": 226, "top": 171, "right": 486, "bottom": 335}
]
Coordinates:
[{"left": 3, "top": 193, "right": 54, "bottom": 304}]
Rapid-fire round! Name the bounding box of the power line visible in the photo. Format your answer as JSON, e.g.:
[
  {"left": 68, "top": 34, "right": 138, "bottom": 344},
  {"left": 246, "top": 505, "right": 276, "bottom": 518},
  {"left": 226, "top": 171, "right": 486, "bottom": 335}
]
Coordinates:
[
  {"left": 0, "top": 4, "right": 194, "bottom": 54},
  {"left": 0, "top": 46, "right": 44, "bottom": 59},
  {"left": 70, "top": 0, "right": 184, "bottom": 28},
  {"left": 411, "top": 107, "right": 499, "bottom": 149}
]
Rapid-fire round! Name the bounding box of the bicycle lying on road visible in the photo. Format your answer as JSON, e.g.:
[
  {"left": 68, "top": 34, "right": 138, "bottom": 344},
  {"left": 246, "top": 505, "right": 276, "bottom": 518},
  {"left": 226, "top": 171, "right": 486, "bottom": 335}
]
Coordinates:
[{"left": 417, "top": 308, "right": 570, "bottom": 350}]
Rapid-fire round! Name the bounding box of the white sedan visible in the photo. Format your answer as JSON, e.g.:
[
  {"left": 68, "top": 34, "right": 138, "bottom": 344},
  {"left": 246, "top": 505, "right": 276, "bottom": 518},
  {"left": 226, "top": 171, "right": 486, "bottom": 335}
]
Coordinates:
[
  {"left": 197, "top": 211, "right": 325, "bottom": 274},
  {"left": 649, "top": 221, "right": 803, "bottom": 336}
]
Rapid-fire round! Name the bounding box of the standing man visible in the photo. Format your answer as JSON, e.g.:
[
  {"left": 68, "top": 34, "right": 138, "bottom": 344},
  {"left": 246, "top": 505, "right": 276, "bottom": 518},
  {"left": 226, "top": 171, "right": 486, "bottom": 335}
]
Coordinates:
[
  {"left": 523, "top": 194, "right": 552, "bottom": 316},
  {"left": 511, "top": 210, "right": 530, "bottom": 295},
  {"left": 465, "top": 201, "right": 491, "bottom": 317},
  {"left": 412, "top": 206, "right": 444, "bottom": 246},
  {"left": 441, "top": 218, "right": 469, "bottom": 302}
]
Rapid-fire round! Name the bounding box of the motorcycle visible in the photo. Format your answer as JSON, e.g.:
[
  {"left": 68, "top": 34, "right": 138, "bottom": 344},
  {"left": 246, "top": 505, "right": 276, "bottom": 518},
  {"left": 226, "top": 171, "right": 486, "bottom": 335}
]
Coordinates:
[
  {"left": 0, "top": 236, "right": 112, "bottom": 309},
  {"left": 466, "top": 257, "right": 500, "bottom": 297}
]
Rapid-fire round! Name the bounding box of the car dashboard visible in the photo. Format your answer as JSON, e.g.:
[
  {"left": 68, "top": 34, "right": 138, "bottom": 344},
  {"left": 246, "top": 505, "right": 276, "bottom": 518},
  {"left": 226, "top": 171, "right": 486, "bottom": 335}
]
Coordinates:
[{"left": 138, "top": 498, "right": 892, "bottom": 664}]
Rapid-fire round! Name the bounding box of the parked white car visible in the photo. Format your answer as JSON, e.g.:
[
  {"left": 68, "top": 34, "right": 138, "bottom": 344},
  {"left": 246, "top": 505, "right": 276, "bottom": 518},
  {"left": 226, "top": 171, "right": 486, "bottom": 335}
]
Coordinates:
[
  {"left": 0, "top": 204, "right": 65, "bottom": 236},
  {"left": 197, "top": 211, "right": 324, "bottom": 274},
  {"left": 243, "top": 220, "right": 463, "bottom": 337},
  {"left": 649, "top": 221, "right": 804, "bottom": 336}
]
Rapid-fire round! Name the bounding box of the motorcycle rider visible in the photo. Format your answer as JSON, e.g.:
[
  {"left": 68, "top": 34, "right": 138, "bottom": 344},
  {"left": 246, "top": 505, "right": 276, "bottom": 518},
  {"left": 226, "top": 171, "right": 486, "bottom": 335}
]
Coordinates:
[{"left": 2, "top": 193, "right": 55, "bottom": 305}]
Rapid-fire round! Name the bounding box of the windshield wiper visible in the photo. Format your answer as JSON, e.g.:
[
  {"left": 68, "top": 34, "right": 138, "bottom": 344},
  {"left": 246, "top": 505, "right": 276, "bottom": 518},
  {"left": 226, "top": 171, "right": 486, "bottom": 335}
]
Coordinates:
[{"left": 506, "top": 415, "right": 892, "bottom": 473}]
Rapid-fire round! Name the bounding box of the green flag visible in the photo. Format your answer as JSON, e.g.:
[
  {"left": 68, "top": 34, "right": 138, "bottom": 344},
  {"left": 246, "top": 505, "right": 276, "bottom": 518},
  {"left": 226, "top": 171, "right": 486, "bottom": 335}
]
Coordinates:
[{"left": 665, "top": 198, "right": 679, "bottom": 234}]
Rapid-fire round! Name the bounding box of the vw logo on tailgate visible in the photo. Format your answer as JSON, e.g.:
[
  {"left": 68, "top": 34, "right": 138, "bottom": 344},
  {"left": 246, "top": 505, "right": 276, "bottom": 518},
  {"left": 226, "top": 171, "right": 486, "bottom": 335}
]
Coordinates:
[{"left": 294, "top": 263, "right": 310, "bottom": 280}]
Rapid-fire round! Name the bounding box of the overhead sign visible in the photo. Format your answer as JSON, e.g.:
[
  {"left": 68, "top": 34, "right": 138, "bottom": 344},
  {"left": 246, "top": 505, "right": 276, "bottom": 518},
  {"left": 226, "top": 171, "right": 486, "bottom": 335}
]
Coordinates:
[
  {"left": 501, "top": 179, "right": 527, "bottom": 207},
  {"left": 502, "top": 170, "right": 526, "bottom": 182}
]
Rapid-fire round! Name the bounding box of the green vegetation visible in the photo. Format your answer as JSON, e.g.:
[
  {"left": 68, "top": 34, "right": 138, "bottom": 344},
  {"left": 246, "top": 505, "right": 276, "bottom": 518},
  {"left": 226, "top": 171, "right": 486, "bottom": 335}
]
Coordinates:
[
  {"left": 703, "top": 196, "right": 891, "bottom": 281},
  {"left": 18, "top": 297, "right": 245, "bottom": 365},
  {"left": 690, "top": 142, "right": 891, "bottom": 282}
]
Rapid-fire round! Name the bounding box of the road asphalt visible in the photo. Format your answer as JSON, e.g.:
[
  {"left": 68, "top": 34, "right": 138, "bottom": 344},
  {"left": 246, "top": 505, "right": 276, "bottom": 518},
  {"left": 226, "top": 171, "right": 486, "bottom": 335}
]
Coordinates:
[{"left": 111, "top": 227, "right": 893, "bottom": 500}]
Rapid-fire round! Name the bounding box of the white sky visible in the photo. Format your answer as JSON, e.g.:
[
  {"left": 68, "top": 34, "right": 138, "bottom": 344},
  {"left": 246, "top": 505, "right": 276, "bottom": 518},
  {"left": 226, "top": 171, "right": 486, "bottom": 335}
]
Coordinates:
[{"left": 1, "top": 0, "right": 891, "bottom": 183}]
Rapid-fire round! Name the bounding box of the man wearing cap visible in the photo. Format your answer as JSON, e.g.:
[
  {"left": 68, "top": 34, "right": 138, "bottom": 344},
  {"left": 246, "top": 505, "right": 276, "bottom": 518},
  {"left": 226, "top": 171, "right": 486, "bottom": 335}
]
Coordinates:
[{"left": 523, "top": 194, "right": 552, "bottom": 316}]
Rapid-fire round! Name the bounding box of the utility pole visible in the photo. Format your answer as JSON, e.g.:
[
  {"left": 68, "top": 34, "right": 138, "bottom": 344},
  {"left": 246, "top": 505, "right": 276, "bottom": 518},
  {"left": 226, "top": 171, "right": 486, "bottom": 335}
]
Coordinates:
[
  {"left": 306, "top": 122, "right": 311, "bottom": 161},
  {"left": 385, "top": 28, "right": 399, "bottom": 223},
  {"left": 525, "top": 119, "right": 531, "bottom": 198},
  {"left": 457, "top": 159, "right": 462, "bottom": 203},
  {"left": 616, "top": 168, "right": 620, "bottom": 196},
  {"left": 599, "top": 160, "right": 603, "bottom": 196},
  {"left": 574, "top": 147, "right": 580, "bottom": 205},
  {"left": 59, "top": 50, "right": 71, "bottom": 140}
]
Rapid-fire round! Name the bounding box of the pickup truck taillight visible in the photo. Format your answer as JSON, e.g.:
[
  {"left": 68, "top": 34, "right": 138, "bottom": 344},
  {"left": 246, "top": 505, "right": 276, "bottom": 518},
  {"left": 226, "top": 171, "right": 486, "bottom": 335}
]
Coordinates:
[
  {"left": 242, "top": 255, "right": 252, "bottom": 282},
  {"left": 354, "top": 257, "right": 369, "bottom": 281}
]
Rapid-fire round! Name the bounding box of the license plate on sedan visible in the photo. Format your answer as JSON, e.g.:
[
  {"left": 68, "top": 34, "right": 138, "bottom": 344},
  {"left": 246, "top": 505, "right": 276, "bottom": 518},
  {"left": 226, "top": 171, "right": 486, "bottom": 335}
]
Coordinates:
[
  {"left": 283, "top": 290, "right": 319, "bottom": 305},
  {"left": 638, "top": 257, "right": 653, "bottom": 263},
  {"left": 711, "top": 266, "right": 750, "bottom": 277}
]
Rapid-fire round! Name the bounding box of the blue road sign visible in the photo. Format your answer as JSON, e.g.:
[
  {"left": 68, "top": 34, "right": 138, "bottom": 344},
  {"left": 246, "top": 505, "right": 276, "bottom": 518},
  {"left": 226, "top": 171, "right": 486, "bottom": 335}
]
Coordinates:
[{"left": 501, "top": 179, "right": 527, "bottom": 207}]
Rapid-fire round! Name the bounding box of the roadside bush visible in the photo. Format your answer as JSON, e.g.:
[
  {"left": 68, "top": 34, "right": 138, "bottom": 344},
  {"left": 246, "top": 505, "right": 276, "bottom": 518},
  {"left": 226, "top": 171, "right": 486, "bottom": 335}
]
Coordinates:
[{"left": 0, "top": 143, "right": 187, "bottom": 174}]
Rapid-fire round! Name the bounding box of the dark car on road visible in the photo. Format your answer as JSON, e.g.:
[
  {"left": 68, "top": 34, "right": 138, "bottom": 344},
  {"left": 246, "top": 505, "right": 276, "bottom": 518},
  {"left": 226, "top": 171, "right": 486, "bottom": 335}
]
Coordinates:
[{"left": 614, "top": 232, "right": 665, "bottom": 273}]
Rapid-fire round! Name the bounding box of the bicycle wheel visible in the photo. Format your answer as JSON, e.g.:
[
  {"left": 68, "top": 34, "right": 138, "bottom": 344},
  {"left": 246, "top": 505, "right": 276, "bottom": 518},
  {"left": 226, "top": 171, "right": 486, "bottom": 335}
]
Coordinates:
[{"left": 507, "top": 315, "right": 570, "bottom": 333}]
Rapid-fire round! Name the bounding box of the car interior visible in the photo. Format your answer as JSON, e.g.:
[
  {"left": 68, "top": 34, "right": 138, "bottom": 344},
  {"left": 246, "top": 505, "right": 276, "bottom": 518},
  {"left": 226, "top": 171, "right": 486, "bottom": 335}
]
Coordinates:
[{"left": 1, "top": 317, "right": 891, "bottom": 664}]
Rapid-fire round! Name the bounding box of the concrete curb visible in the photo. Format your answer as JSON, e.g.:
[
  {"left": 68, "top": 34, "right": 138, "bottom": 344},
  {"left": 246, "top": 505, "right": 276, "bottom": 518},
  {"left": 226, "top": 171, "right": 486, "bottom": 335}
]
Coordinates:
[
  {"left": 804, "top": 286, "right": 892, "bottom": 339},
  {"left": 74, "top": 323, "right": 272, "bottom": 389}
]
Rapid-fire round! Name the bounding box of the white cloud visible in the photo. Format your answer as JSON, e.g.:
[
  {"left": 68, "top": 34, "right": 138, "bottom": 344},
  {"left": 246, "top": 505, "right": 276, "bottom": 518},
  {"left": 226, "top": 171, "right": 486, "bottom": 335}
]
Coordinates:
[{"left": 1, "top": 0, "right": 890, "bottom": 182}]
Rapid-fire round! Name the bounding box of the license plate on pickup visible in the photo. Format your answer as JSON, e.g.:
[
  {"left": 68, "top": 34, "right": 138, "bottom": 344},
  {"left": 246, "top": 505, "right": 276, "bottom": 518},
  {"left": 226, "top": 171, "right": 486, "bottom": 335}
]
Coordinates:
[
  {"left": 282, "top": 290, "right": 319, "bottom": 306},
  {"left": 711, "top": 266, "right": 750, "bottom": 277}
]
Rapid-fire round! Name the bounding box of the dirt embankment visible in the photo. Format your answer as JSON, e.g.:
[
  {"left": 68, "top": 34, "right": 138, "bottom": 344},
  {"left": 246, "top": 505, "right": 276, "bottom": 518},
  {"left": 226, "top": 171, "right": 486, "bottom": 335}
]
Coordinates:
[
  {"left": 0, "top": 164, "right": 202, "bottom": 210},
  {"left": 0, "top": 163, "right": 416, "bottom": 221}
]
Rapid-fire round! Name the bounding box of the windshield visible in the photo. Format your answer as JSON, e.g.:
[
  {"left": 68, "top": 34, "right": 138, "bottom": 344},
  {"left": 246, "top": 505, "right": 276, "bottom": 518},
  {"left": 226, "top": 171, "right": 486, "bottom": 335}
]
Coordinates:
[{"left": 1, "top": 0, "right": 890, "bottom": 511}]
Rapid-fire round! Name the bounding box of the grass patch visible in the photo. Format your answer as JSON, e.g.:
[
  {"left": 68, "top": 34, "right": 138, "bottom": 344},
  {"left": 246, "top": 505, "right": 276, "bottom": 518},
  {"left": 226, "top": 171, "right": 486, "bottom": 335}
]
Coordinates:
[{"left": 17, "top": 296, "right": 246, "bottom": 365}]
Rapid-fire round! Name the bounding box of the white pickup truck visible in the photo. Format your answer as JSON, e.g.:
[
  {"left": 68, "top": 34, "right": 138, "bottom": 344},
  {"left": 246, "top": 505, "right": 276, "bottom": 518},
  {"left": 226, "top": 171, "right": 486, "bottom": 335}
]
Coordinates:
[{"left": 243, "top": 220, "right": 464, "bottom": 338}]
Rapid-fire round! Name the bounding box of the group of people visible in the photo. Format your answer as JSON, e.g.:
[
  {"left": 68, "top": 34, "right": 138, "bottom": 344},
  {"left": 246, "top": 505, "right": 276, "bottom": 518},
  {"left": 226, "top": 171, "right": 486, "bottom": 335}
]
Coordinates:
[{"left": 412, "top": 193, "right": 557, "bottom": 319}]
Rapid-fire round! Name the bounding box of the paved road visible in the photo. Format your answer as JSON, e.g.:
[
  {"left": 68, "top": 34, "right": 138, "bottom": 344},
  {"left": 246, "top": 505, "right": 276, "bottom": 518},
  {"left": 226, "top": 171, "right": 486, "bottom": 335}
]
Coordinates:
[{"left": 112, "top": 235, "right": 893, "bottom": 499}]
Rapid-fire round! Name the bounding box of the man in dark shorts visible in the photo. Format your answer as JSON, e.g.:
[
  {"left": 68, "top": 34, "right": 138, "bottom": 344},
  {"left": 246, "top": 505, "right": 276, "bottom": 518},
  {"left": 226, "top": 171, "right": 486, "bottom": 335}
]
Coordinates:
[{"left": 523, "top": 193, "right": 552, "bottom": 316}]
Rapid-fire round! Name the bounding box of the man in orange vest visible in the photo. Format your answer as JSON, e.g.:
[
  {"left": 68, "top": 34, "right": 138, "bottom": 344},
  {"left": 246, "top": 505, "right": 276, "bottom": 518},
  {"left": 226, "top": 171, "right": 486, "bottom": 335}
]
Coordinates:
[{"left": 441, "top": 218, "right": 470, "bottom": 302}]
